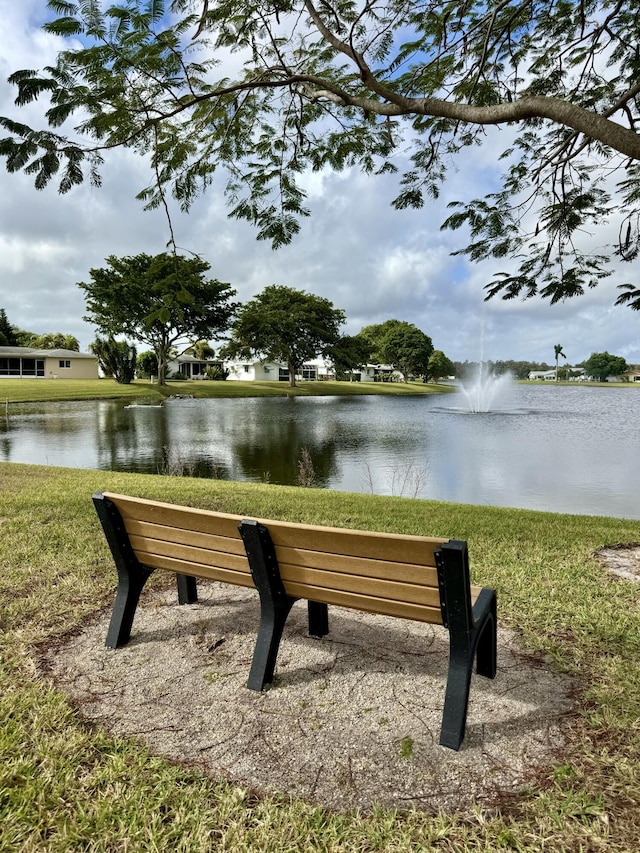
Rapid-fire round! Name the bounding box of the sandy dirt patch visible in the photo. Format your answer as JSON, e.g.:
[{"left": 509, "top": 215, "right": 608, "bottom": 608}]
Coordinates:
[
  {"left": 42, "top": 580, "right": 576, "bottom": 813},
  {"left": 595, "top": 543, "right": 640, "bottom": 582}
]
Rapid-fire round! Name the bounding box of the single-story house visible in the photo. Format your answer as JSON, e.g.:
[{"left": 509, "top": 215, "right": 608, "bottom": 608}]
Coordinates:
[
  {"left": 528, "top": 368, "right": 587, "bottom": 381},
  {"left": 225, "top": 360, "right": 284, "bottom": 381},
  {"left": 167, "top": 354, "right": 224, "bottom": 379},
  {"left": 226, "top": 358, "right": 335, "bottom": 382},
  {"left": 527, "top": 370, "right": 556, "bottom": 381},
  {"left": 352, "top": 363, "right": 402, "bottom": 382},
  {"left": 0, "top": 346, "right": 99, "bottom": 379}
]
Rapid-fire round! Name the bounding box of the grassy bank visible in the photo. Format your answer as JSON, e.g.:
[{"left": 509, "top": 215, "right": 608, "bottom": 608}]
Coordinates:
[
  {"left": 0, "top": 378, "right": 451, "bottom": 405},
  {"left": 1, "top": 462, "right": 640, "bottom": 850}
]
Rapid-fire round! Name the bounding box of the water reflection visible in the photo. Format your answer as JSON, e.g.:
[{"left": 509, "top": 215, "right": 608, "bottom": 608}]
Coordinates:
[
  {"left": 232, "top": 399, "right": 339, "bottom": 486},
  {"left": 2, "top": 387, "right": 640, "bottom": 519}
]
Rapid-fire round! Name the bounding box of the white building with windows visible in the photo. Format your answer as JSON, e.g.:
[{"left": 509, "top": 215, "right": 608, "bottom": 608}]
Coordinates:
[
  {"left": 0, "top": 346, "right": 99, "bottom": 379},
  {"left": 167, "top": 354, "right": 224, "bottom": 379},
  {"left": 225, "top": 357, "right": 335, "bottom": 382}
]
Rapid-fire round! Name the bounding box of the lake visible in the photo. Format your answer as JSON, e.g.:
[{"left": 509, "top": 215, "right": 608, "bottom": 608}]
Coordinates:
[{"left": 2, "top": 384, "right": 639, "bottom": 519}]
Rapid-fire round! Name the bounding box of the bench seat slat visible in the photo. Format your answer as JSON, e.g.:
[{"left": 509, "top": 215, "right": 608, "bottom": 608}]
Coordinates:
[
  {"left": 129, "top": 534, "right": 250, "bottom": 575},
  {"left": 278, "top": 561, "right": 442, "bottom": 608},
  {"left": 106, "top": 493, "right": 244, "bottom": 539},
  {"left": 132, "top": 551, "right": 255, "bottom": 587},
  {"left": 284, "top": 582, "right": 444, "bottom": 624},
  {"left": 274, "top": 545, "right": 439, "bottom": 585},
  {"left": 126, "top": 519, "right": 247, "bottom": 557},
  {"left": 262, "top": 524, "right": 446, "bottom": 564}
]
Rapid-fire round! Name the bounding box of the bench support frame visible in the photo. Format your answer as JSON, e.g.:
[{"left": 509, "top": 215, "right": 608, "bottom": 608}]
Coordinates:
[
  {"left": 435, "top": 540, "right": 497, "bottom": 749},
  {"left": 241, "top": 525, "right": 497, "bottom": 751},
  {"left": 94, "top": 493, "right": 200, "bottom": 647},
  {"left": 239, "top": 519, "right": 329, "bottom": 690}
]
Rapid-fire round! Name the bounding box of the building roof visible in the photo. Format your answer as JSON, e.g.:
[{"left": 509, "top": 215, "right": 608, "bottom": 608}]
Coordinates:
[
  {"left": 0, "top": 346, "right": 96, "bottom": 359},
  {"left": 174, "top": 354, "right": 221, "bottom": 364}
]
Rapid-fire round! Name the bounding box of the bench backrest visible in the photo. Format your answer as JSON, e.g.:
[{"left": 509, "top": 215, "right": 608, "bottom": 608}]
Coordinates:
[{"left": 101, "top": 492, "right": 482, "bottom": 626}]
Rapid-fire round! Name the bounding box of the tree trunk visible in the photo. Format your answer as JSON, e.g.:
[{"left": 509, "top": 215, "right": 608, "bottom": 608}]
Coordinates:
[
  {"left": 157, "top": 350, "right": 167, "bottom": 386},
  {"left": 288, "top": 359, "right": 296, "bottom": 388}
]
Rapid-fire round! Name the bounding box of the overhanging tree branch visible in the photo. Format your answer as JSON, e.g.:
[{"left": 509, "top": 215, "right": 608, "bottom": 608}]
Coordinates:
[{"left": 2, "top": 0, "right": 640, "bottom": 306}]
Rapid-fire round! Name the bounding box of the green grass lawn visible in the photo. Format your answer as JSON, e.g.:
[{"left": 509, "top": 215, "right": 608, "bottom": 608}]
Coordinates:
[
  {"left": 1, "top": 462, "right": 640, "bottom": 850},
  {"left": 0, "top": 377, "right": 452, "bottom": 405}
]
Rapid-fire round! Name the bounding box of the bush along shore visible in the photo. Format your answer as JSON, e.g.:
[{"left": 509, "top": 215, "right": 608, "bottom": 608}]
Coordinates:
[{"left": 1, "top": 461, "right": 640, "bottom": 850}]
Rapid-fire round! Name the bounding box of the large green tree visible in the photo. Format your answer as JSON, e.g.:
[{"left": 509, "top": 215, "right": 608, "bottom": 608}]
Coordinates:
[
  {"left": 2, "top": 2, "right": 640, "bottom": 307},
  {"left": 326, "top": 334, "right": 373, "bottom": 380},
  {"left": 584, "top": 352, "right": 628, "bottom": 382},
  {"left": 79, "top": 252, "right": 237, "bottom": 385},
  {"left": 381, "top": 322, "right": 435, "bottom": 382},
  {"left": 427, "top": 351, "right": 455, "bottom": 384},
  {"left": 359, "top": 320, "right": 405, "bottom": 363},
  {"left": 360, "top": 320, "right": 434, "bottom": 381},
  {"left": 223, "top": 285, "right": 345, "bottom": 387},
  {"left": 136, "top": 350, "right": 159, "bottom": 380}
]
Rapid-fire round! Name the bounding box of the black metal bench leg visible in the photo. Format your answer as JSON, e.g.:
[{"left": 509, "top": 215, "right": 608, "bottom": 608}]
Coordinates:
[
  {"left": 105, "top": 565, "right": 154, "bottom": 648},
  {"left": 239, "top": 519, "right": 298, "bottom": 691},
  {"left": 248, "top": 596, "right": 296, "bottom": 690},
  {"left": 474, "top": 591, "right": 497, "bottom": 679},
  {"left": 308, "top": 600, "right": 329, "bottom": 637},
  {"left": 177, "top": 574, "right": 198, "bottom": 604},
  {"left": 439, "top": 597, "right": 496, "bottom": 750},
  {"left": 435, "top": 540, "right": 498, "bottom": 750},
  {"left": 439, "top": 639, "right": 475, "bottom": 750},
  {"left": 93, "top": 492, "right": 156, "bottom": 649}
]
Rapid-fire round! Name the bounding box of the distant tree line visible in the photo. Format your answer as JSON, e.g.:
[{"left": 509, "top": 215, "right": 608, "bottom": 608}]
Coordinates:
[
  {"left": 453, "top": 360, "right": 556, "bottom": 381},
  {"left": 0, "top": 309, "right": 80, "bottom": 350}
]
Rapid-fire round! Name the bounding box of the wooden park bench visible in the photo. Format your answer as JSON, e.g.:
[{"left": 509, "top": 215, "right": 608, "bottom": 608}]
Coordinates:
[{"left": 93, "top": 491, "right": 497, "bottom": 750}]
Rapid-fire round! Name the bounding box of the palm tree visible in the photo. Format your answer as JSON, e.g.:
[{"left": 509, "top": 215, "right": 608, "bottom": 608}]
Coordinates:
[
  {"left": 188, "top": 340, "right": 216, "bottom": 360},
  {"left": 554, "top": 344, "right": 567, "bottom": 382}
]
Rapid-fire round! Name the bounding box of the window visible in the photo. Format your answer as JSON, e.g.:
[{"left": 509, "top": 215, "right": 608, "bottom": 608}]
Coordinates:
[
  {"left": 278, "top": 368, "right": 290, "bottom": 382},
  {"left": 59, "top": 360, "right": 71, "bottom": 369},
  {"left": 243, "top": 364, "right": 250, "bottom": 373},
  {"left": 301, "top": 365, "right": 317, "bottom": 380},
  {"left": 0, "top": 358, "right": 18, "bottom": 376}
]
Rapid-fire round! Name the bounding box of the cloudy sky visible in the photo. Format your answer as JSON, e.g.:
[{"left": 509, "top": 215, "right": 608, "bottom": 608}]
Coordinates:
[{"left": 1, "top": 0, "right": 638, "bottom": 366}]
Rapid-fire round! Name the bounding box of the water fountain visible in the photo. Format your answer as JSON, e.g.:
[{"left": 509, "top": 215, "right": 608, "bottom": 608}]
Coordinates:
[{"left": 459, "top": 363, "right": 513, "bottom": 413}]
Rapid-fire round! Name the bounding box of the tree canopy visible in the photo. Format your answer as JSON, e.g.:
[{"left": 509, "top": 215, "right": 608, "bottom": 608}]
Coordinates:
[
  {"left": 2, "top": 1, "right": 640, "bottom": 308},
  {"left": 584, "top": 351, "right": 628, "bottom": 381},
  {"left": 78, "top": 252, "right": 237, "bottom": 385},
  {"left": 427, "top": 350, "right": 454, "bottom": 384},
  {"left": 136, "top": 350, "right": 159, "bottom": 380},
  {"left": 25, "top": 332, "right": 80, "bottom": 351},
  {"left": 327, "top": 334, "right": 373, "bottom": 380},
  {"left": 360, "top": 319, "right": 434, "bottom": 381},
  {"left": 223, "top": 285, "right": 345, "bottom": 387}
]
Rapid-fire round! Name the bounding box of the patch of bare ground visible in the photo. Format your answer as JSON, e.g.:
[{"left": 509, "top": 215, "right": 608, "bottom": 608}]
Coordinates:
[
  {"left": 41, "top": 581, "right": 576, "bottom": 814},
  {"left": 595, "top": 543, "right": 640, "bottom": 582}
]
